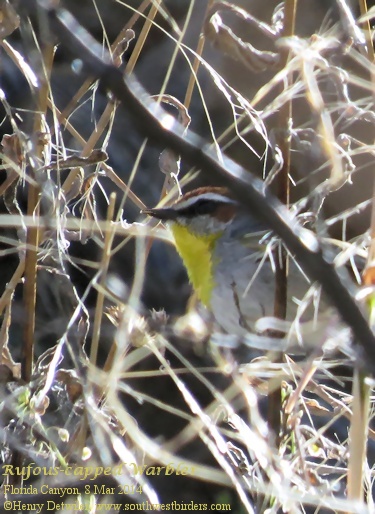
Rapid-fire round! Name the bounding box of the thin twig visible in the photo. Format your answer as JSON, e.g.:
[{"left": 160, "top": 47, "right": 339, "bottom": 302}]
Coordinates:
[
  {"left": 268, "top": 0, "right": 298, "bottom": 448},
  {"left": 90, "top": 193, "right": 117, "bottom": 365},
  {"left": 22, "top": 43, "right": 55, "bottom": 382}
]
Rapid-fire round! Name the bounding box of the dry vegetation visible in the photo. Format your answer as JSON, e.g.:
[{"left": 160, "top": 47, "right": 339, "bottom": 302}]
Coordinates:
[{"left": 0, "top": 0, "right": 375, "bottom": 513}]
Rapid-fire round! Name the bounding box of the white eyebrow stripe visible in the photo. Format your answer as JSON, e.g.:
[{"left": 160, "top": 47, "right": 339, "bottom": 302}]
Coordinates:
[{"left": 175, "top": 193, "right": 236, "bottom": 210}]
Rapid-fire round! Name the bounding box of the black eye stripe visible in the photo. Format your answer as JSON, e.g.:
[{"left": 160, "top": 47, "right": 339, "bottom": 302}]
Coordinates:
[{"left": 177, "top": 199, "right": 221, "bottom": 217}]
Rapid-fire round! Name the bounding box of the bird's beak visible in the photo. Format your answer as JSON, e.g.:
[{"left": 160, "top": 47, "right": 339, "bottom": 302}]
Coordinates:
[{"left": 142, "top": 207, "right": 179, "bottom": 221}]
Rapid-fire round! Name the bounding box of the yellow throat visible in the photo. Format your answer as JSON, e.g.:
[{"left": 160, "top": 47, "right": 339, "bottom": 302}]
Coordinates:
[{"left": 170, "top": 223, "right": 221, "bottom": 307}]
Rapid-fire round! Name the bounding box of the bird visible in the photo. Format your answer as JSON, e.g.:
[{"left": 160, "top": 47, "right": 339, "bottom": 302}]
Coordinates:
[{"left": 143, "top": 186, "right": 332, "bottom": 343}]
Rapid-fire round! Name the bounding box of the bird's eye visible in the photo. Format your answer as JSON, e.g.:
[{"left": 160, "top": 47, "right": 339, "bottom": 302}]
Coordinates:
[
  {"left": 192, "top": 199, "right": 216, "bottom": 215},
  {"left": 177, "top": 199, "right": 218, "bottom": 218}
]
